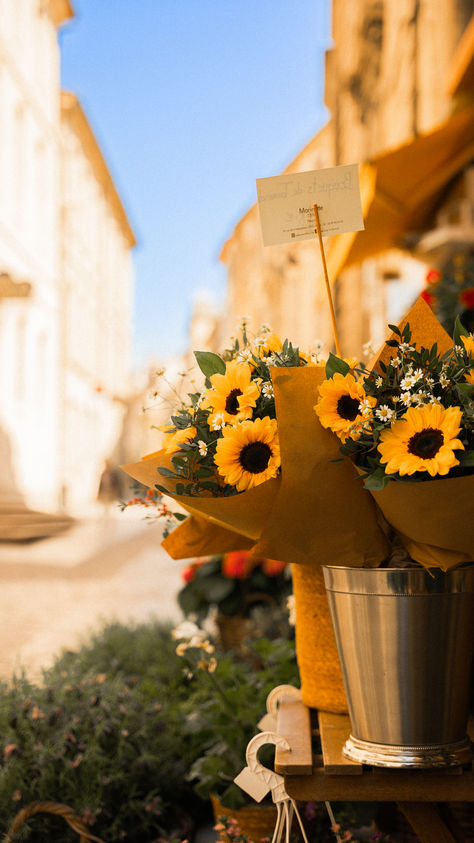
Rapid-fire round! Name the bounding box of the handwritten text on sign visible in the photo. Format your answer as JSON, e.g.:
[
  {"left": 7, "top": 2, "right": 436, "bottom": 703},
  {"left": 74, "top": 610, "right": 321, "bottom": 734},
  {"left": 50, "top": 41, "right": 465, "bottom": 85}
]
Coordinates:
[{"left": 256, "top": 164, "right": 364, "bottom": 247}]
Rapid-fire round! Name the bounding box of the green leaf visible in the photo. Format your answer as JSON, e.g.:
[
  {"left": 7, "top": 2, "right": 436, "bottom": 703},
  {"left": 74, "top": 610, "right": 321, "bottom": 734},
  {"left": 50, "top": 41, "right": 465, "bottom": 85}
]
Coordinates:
[
  {"left": 157, "top": 467, "right": 179, "bottom": 478},
  {"left": 387, "top": 324, "right": 401, "bottom": 336},
  {"left": 325, "top": 353, "right": 350, "bottom": 378},
  {"left": 455, "top": 383, "right": 474, "bottom": 400},
  {"left": 453, "top": 315, "right": 469, "bottom": 346},
  {"left": 178, "top": 583, "right": 209, "bottom": 616},
  {"left": 173, "top": 512, "right": 187, "bottom": 521},
  {"left": 458, "top": 450, "right": 474, "bottom": 467},
  {"left": 192, "top": 575, "right": 236, "bottom": 603},
  {"left": 194, "top": 351, "right": 226, "bottom": 378},
  {"left": 363, "top": 468, "right": 390, "bottom": 490}
]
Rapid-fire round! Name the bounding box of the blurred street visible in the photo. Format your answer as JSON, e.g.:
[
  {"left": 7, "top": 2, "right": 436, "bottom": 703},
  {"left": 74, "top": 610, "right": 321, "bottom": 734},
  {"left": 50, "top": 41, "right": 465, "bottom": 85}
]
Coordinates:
[{"left": 0, "top": 508, "right": 188, "bottom": 681}]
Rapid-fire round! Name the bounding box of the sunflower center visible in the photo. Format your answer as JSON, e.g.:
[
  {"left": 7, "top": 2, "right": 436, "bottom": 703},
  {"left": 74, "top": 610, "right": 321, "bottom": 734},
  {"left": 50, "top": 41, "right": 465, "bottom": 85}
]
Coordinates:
[
  {"left": 239, "top": 442, "right": 272, "bottom": 474},
  {"left": 225, "top": 388, "right": 243, "bottom": 415},
  {"left": 336, "top": 394, "right": 360, "bottom": 421},
  {"left": 407, "top": 427, "right": 444, "bottom": 459}
]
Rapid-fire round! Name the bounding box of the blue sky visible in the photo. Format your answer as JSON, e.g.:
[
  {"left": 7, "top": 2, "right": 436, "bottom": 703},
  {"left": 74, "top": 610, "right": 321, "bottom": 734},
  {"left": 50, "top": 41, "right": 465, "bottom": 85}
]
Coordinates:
[{"left": 60, "top": 0, "right": 331, "bottom": 368}]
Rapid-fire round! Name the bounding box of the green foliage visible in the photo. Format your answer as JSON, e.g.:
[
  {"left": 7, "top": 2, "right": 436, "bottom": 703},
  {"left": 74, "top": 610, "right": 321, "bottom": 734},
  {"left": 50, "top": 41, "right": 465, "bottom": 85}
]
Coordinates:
[
  {"left": 194, "top": 351, "right": 227, "bottom": 378},
  {"left": 325, "top": 352, "right": 350, "bottom": 379},
  {"left": 0, "top": 621, "right": 299, "bottom": 838},
  {"left": 0, "top": 622, "right": 203, "bottom": 842},
  {"left": 180, "top": 637, "right": 298, "bottom": 809}
]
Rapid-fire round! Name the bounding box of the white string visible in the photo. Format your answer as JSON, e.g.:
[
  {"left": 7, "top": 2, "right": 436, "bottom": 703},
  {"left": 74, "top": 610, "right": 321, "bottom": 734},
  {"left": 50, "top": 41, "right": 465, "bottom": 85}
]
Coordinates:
[
  {"left": 290, "top": 798, "right": 310, "bottom": 843},
  {"left": 271, "top": 801, "right": 284, "bottom": 843},
  {"left": 325, "top": 800, "right": 343, "bottom": 843}
]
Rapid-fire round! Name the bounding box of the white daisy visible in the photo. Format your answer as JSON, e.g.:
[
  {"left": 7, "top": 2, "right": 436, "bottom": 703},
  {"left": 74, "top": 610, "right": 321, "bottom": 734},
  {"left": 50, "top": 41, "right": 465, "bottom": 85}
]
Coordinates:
[
  {"left": 210, "top": 412, "right": 226, "bottom": 431},
  {"left": 262, "top": 381, "right": 274, "bottom": 398},
  {"left": 197, "top": 440, "right": 208, "bottom": 456},
  {"left": 375, "top": 405, "right": 395, "bottom": 422}
]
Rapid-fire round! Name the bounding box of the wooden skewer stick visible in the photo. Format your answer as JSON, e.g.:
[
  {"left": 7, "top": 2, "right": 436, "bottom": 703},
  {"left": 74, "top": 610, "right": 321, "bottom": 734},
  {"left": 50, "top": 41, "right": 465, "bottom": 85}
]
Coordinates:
[{"left": 313, "top": 203, "right": 341, "bottom": 357}]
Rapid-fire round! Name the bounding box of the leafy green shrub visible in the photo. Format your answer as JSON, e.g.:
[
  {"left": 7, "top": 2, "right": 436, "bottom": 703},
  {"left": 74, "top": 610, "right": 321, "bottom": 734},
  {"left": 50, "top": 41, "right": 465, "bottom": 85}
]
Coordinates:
[
  {"left": 176, "top": 633, "right": 299, "bottom": 809},
  {"left": 0, "top": 620, "right": 300, "bottom": 840},
  {"left": 0, "top": 622, "right": 204, "bottom": 842}
]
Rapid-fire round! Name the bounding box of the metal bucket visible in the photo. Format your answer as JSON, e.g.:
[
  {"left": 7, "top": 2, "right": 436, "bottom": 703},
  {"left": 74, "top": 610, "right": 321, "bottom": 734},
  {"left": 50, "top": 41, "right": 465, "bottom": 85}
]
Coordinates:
[{"left": 322, "top": 565, "right": 474, "bottom": 768}]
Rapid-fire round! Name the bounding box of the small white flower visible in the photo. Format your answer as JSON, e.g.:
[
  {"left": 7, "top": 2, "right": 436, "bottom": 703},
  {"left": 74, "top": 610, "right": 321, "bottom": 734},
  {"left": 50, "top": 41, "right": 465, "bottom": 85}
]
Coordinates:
[
  {"left": 392, "top": 395, "right": 400, "bottom": 403},
  {"left": 260, "top": 323, "right": 272, "bottom": 334},
  {"left": 172, "top": 621, "right": 205, "bottom": 641},
  {"left": 412, "top": 368, "right": 423, "bottom": 382},
  {"left": 425, "top": 376, "right": 435, "bottom": 387},
  {"left": 455, "top": 345, "right": 464, "bottom": 355},
  {"left": 197, "top": 440, "right": 208, "bottom": 457},
  {"left": 262, "top": 381, "right": 274, "bottom": 398},
  {"left": 362, "top": 340, "right": 376, "bottom": 358},
  {"left": 401, "top": 392, "right": 413, "bottom": 406},
  {"left": 412, "top": 391, "right": 428, "bottom": 406},
  {"left": 358, "top": 398, "right": 373, "bottom": 416},
  {"left": 400, "top": 374, "right": 417, "bottom": 391},
  {"left": 237, "top": 349, "right": 253, "bottom": 363},
  {"left": 439, "top": 373, "right": 450, "bottom": 388},
  {"left": 375, "top": 376, "right": 383, "bottom": 387},
  {"left": 430, "top": 395, "right": 443, "bottom": 405},
  {"left": 375, "top": 405, "right": 395, "bottom": 422},
  {"left": 262, "top": 354, "right": 277, "bottom": 365},
  {"left": 390, "top": 356, "right": 401, "bottom": 368},
  {"left": 210, "top": 413, "right": 226, "bottom": 431},
  {"left": 253, "top": 336, "right": 266, "bottom": 348},
  {"left": 398, "top": 342, "right": 415, "bottom": 353}
]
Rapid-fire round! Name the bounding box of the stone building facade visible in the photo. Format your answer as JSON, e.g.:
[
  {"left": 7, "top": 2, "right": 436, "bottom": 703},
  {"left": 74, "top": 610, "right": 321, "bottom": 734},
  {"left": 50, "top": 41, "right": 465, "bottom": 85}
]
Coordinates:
[
  {"left": 218, "top": 0, "right": 474, "bottom": 360},
  {"left": 0, "top": 0, "right": 136, "bottom": 515}
]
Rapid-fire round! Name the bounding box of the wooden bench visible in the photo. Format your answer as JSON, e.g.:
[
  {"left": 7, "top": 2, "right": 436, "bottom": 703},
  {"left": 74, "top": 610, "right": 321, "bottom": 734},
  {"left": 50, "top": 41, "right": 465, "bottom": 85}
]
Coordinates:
[{"left": 274, "top": 698, "right": 474, "bottom": 843}]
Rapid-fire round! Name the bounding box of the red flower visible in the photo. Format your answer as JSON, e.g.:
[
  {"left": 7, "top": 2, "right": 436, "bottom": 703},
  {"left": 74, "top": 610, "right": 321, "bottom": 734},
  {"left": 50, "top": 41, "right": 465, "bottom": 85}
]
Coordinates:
[
  {"left": 222, "top": 550, "right": 253, "bottom": 579},
  {"left": 426, "top": 269, "right": 441, "bottom": 285},
  {"left": 182, "top": 564, "right": 196, "bottom": 583},
  {"left": 459, "top": 287, "right": 474, "bottom": 309},
  {"left": 420, "top": 289, "right": 435, "bottom": 308},
  {"left": 262, "top": 558, "right": 287, "bottom": 576}
]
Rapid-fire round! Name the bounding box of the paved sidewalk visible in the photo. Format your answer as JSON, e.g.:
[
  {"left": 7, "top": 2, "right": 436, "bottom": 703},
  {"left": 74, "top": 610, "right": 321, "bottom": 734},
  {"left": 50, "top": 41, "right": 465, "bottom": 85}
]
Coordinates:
[{"left": 0, "top": 508, "right": 189, "bottom": 681}]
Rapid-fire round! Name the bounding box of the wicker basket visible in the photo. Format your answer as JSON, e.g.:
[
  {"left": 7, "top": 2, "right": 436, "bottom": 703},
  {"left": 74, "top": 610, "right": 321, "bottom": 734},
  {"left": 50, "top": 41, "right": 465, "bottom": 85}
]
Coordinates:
[
  {"left": 211, "top": 793, "right": 277, "bottom": 842},
  {"left": 291, "top": 563, "right": 348, "bottom": 713},
  {"left": 4, "top": 801, "right": 104, "bottom": 842}
]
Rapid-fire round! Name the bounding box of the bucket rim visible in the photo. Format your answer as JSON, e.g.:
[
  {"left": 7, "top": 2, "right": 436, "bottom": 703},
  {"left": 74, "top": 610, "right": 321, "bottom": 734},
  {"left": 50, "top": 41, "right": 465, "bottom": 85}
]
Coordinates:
[{"left": 322, "top": 564, "right": 474, "bottom": 595}]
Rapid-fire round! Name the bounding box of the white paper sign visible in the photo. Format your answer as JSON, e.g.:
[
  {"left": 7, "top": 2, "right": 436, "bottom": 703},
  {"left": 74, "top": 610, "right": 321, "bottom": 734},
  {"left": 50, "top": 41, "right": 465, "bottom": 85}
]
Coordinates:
[{"left": 256, "top": 163, "right": 364, "bottom": 246}]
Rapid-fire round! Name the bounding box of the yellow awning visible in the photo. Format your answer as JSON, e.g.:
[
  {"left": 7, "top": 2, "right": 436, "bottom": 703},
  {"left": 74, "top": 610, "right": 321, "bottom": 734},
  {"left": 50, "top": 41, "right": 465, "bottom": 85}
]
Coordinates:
[{"left": 327, "top": 104, "right": 474, "bottom": 278}]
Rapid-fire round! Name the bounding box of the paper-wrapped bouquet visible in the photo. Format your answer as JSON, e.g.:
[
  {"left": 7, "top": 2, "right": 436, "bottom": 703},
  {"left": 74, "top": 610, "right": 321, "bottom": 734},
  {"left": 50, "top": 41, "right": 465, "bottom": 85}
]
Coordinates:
[{"left": 123, "top": 301, "right": 474, "bottom": 712}]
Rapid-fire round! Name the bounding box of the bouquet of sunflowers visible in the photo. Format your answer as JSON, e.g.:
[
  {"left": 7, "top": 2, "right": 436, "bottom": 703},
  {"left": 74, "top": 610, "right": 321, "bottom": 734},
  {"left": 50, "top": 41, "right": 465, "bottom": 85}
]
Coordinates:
[
  {"left": 314, "top": 302, "right": 474, "bottom": 571},
  {"left": 155, "top": 328, "right": 304, "bottom": 498},
  {"left": 316, "top": 317, "right": 474, "bottom": 489}
]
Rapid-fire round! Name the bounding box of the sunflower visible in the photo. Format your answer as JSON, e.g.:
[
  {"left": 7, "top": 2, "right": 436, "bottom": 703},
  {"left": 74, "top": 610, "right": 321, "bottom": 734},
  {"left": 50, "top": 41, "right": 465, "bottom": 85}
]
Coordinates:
[
  {"left": 378, "top": 405, "right": 464, "bottom": 477},
  {"left": 315, "top": 372, "right": 375, "bottom": 441},
  {"left": 214, "top": 417, "right": 280, "bottom": 491},
  {"left": 161, "top": 424, "right": 197, "bottom": 455},
  {"left": 200, "top": 360, "right": 260, "bottom": 425}
]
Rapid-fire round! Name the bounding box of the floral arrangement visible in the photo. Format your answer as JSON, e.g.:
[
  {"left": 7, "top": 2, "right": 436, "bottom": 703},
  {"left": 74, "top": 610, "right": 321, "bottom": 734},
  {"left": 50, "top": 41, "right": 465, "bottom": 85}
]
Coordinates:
[
  {"left": 421, "top": 252, "right": 474, "bottom": 335},
  {"left": 153, "top": 324, "right": 320, "bottom": 497},
  {"left": 315, "top": 316, "right": 474, "bottom": 489},
  {"left": 179, "top": 551, "right": 289, "bottom": 621}
]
